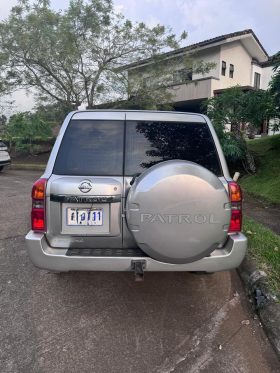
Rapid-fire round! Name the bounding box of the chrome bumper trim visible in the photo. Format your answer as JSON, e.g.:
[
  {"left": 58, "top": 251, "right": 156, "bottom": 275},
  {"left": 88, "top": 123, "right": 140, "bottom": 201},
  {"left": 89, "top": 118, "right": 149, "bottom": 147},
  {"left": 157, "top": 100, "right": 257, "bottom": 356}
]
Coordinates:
[{"left": 25, "top": 231, "right": 247, "bottom": 272}]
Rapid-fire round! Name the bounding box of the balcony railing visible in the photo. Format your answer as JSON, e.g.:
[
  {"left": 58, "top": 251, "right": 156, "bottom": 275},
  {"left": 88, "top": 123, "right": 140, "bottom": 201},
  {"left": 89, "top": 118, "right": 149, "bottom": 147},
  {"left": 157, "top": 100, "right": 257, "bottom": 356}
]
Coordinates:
[{"left": 168, "top": 77, "right": 218, "bottom": 102}]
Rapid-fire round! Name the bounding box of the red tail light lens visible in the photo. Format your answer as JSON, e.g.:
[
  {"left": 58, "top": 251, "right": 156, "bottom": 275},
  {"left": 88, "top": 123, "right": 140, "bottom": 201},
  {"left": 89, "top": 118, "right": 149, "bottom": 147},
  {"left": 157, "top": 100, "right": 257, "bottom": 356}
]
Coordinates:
[
  {"left": 228, "top": 181, "right": 242, "bottom": 233},
  {"left": 31, "top": 178, "right": 47, "bottom": 232},
  {"left": 31, "top": 209, "right": 45, "bottom": 231}
]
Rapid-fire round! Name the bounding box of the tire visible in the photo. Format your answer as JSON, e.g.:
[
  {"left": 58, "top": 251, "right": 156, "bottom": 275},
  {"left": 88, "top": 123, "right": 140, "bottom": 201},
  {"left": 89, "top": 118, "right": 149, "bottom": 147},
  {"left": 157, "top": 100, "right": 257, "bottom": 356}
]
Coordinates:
[
  {"left": 126, "top": 160, "right": 231, "bottom": 264},
  {"left": 0, "top": 166, "right": 4, "bottom": 172}
]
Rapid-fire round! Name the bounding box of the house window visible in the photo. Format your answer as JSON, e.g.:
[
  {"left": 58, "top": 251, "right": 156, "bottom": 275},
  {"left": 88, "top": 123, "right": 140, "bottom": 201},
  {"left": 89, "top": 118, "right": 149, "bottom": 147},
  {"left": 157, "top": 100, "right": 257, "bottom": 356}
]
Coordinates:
[
  {"left": 254, "top": 72, "right": 261, "bottom": 89},
  {"left": 229, "top": 64, "right": 234, "bottom": 78},
  {"left": 221, "top": 61, "right": 226, "bottom": 76},
  {"left": 173, "top": 69, "right": 192, "bottom": 84}
]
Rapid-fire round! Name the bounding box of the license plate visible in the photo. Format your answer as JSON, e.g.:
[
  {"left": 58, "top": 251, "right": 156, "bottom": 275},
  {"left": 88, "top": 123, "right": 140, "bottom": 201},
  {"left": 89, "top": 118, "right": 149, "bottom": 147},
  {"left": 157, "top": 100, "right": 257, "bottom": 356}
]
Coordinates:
[{"left": 66, "top": 208, "right": 103, "bottom": 226}]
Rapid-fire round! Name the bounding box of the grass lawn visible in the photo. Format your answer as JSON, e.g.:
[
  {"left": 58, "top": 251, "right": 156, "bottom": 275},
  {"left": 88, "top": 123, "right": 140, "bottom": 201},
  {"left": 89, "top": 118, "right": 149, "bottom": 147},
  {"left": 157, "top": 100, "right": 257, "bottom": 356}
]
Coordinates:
[
  {"left": 243, "top": 216, "right": 280, "bottom": 297},
  {"left": 240, "top": 134, "right": 280, "bottom": 204}
]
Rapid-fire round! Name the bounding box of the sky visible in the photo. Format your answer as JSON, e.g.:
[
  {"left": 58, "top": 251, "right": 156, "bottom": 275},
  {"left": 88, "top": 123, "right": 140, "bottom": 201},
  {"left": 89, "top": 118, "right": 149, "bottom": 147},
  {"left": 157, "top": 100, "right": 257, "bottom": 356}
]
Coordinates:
[{"left": 0, "top": 0, "right": 279, "bottom": 112}]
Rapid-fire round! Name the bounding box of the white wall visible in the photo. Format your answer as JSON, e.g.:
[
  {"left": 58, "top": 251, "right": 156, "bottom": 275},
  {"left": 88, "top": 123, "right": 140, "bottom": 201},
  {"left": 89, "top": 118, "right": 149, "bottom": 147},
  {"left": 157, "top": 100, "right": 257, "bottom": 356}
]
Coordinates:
[
  {"left": 262, "top": 65, "right": 274, "bottom": 90},
  {"left": 127, "top": 39, "right": 275, "bottom": 106},
  {"left": 191, "top": 46, "right": 220, "bottom": 80},
  {"left": 268, "top": 118, "right": 280, "bottom": 135},
  {"left": 250, "top": 63, "right": 274, "bottom": 90},
  {"left": 128, "top": 45, "right": 220, "bottom": 87},
  {"left": 251, "top": 63, "right": 263, "bottom": 88},
  {"left": 217, "top": 41, "right": 252, "bottom": 89}
]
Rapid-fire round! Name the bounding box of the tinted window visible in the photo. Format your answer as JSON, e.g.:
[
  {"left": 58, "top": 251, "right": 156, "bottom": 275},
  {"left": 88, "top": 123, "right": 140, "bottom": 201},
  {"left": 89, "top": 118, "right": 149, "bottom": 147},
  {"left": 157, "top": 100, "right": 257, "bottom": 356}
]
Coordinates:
[
  {"left": 53, "top": 120, "right": 124, "bottom": 176},
  {"left": 125, "top": 121, "right": 222, "bottom": 176}
]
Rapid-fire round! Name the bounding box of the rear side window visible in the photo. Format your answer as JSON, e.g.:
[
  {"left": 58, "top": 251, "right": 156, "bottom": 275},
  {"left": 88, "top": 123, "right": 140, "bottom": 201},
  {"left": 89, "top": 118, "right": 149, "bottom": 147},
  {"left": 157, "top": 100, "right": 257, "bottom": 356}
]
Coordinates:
[
  {"left": 125, "top": 121, "right": 222, "bottom": 176},
  {"left": 53, "top": 120, "right": 124, "bottom": 176}
]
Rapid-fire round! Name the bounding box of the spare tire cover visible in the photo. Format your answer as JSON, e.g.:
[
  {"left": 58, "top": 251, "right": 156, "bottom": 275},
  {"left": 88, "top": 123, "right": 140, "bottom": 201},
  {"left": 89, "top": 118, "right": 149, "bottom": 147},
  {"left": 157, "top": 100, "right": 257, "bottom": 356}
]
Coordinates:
[{"left": 126, "top": 160, "right": 231, "bottom": 264}]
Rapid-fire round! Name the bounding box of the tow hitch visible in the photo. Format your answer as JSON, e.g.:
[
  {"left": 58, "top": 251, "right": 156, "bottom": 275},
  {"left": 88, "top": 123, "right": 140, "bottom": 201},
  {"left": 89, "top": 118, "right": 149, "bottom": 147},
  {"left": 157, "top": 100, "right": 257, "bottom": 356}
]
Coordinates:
[{"left": 131, "top": 260, "right": 146, "bottom": 282}]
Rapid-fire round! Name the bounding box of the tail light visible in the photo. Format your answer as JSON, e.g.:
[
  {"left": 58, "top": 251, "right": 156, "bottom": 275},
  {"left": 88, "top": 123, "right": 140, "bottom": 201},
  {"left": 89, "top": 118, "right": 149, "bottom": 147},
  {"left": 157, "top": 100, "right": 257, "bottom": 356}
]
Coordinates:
[
  {"left": 228, "top": 181, "right": 242, "bottom": 233},
  {"left": 31, "top": 178, "right": 48, "bottom": 232}
]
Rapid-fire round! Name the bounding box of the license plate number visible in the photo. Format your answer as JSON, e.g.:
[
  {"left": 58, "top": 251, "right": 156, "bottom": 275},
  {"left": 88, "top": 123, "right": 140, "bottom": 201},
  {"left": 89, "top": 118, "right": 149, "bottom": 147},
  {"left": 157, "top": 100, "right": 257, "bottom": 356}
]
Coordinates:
[{"left": 66, "top": 208, "right": 103, "bottom": 226}]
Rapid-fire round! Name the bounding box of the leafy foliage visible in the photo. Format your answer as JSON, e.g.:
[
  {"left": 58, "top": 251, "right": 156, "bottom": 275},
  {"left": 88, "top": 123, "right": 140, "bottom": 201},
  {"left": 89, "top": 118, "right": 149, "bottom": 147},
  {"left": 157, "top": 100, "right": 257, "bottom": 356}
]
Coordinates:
[
  {"left": 206, "top": 86, "right": 277, "bottom": 170},
  {"left": 243, "top": 217, "right": 280, "bottom": 297},
  {"left": 0, "top": 0, "right": 200, "bottom": 109},
  {"left": 269, "top": 51, "right": 280, "bottom": 132},
  {"left": 206, "top": 87, "right": 248, "bottom": 167},
  {"left": 34, "top": 102, "right": 72, "bottom": 126},
  {"left": 241, "top": 135, "right": 280, "bottom": 203},
  {"left": 5, "top": 111, "right": 52, "bottom": 153},
  {"left": 207, "top": 86, "right": 246, "bottom": 134},
  {"left": 0, "top": 114, "right": 7, "bottom": 135}
]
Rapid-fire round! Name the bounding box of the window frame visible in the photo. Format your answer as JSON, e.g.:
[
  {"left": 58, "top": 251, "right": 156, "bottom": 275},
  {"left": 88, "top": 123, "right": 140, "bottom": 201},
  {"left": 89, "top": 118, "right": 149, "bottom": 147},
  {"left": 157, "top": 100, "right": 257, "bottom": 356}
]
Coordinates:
[
  {"left": 221, "top": 61, "right": 226, "bottom": 76},
  {"left": 229, "top": 64, "right": 234, "bottom": 78},
  {"left": 254, "top": 72, "right": 261, "bottom": 89}
]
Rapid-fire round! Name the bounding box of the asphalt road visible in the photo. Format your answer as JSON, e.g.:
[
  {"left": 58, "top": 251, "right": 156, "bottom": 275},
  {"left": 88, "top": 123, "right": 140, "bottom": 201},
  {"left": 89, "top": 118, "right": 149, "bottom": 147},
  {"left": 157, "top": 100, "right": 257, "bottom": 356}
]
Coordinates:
[{"left": 0, "top": 169, "right": 279, "bottom": 373}]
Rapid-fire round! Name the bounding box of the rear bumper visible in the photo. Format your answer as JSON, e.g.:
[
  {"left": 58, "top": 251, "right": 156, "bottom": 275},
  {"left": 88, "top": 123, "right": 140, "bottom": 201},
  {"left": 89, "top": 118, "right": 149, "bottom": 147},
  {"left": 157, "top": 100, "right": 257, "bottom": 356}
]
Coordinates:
[
  {"left": 25, "top": 232, "right": 247, "bottom": 272},
  {"left": 0, "top": 159, "right": 11, "bottom": 166}
]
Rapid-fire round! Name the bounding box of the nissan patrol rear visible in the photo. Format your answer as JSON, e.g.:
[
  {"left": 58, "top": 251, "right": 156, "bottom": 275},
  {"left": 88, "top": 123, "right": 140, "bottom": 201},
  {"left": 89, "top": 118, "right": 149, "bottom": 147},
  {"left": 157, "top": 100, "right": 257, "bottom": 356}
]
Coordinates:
[{"left": 25, "top": 110, "right": 247, "bottom": 278}]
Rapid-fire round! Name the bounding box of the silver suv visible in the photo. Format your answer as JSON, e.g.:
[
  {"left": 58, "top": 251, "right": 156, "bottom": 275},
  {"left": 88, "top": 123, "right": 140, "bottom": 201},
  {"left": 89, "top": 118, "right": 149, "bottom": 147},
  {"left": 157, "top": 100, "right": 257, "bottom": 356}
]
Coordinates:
[{"left": 25, "top": 111, "right": 247, "bottom": 279}]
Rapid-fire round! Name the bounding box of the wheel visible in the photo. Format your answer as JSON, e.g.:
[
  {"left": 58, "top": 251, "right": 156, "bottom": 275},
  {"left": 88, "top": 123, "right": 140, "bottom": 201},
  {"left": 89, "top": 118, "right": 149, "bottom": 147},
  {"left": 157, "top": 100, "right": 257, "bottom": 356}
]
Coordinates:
[{"left": 0, "top": 166, "right": 4, "bottom": 172}]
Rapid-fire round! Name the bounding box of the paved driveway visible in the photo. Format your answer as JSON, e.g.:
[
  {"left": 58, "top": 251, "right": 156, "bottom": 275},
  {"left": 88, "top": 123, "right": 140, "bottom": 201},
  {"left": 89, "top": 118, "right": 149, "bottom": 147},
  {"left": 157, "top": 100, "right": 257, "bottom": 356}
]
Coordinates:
[{"left": 0, "top": 169, "right": 279, "bottom": 372}]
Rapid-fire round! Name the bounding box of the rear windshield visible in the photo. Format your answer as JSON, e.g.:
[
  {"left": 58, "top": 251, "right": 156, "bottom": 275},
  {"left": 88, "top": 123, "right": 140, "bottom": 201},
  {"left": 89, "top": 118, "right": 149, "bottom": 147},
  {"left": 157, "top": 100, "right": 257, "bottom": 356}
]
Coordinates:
[
  {"left": 53, "top": 119, "right": 222, "bottom": 176},
  {"left": 125, "top": 121, "right": 222, "bottom": 176},
  {"left": 53, "top": 120, "right": 124, "bottom": 176}
]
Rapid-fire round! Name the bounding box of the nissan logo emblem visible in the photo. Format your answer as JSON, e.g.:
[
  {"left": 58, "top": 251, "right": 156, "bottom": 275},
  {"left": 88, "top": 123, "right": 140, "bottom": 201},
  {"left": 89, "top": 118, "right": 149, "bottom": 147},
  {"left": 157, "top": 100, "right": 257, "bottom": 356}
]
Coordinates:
[{"left": 78, "top": 180, "right": 92, "bottom": 193}]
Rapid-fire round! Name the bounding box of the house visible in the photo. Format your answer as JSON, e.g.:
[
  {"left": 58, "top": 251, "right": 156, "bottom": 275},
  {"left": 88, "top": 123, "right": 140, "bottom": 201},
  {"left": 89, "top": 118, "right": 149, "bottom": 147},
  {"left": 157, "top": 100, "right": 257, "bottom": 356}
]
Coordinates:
[{"left": 124, "top": 29, "right": 277, "bottom": 134}]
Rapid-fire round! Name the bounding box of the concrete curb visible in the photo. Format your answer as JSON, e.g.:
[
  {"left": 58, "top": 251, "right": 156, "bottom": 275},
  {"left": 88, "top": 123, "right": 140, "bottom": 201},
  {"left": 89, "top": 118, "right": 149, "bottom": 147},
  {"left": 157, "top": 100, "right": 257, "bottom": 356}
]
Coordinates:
[
  {"left": 238, "top": 257, "right": 280, "bottom": 359},
  {"left": 10, "top": 163, "right": 46, "bottom": 171}
]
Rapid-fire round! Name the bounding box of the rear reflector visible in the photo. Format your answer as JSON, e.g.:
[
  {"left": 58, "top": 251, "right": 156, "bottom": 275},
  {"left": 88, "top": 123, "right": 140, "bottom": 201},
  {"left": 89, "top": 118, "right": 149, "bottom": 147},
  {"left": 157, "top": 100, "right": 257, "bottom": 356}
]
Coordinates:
[
  {"left": 228, "top": 181, "right": 242, "bottom": 233},
  {"left": 31, "top": 209, "right": 45, "bottom": 231},
  {"left": 31, "top": 178, "right": 47, "bottom": 232},
  {"left": 229, "top": 207, "right": 242, "bottom": 232}
]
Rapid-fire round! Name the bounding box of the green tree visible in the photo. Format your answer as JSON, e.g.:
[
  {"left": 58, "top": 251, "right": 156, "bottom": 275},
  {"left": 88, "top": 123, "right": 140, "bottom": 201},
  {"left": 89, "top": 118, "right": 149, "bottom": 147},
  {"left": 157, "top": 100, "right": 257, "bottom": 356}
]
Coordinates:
[
  {"left": 207, "top": 86, "right": 246, "bottom": 137},
  {"left": 206, "top": 86, "right": 276, "bottom": 172},
  {"left": 5, "top": 111, "right": 52, "bottom": 153},
  {"left": 243, "top": 89, "right": 277, "bottom": 137},
  {"left": 0, "top": 0, "right": 187, "bottom": 109},
  {"left": 0, "top": 49, "right": 14, "bottom": 129},
  {"left": 34, "top": 102, "right": 72, "bottom": 126},
  {"left": 0, "top": 114, "right": 7, "bottom": 135},
  {"left": 269, "top": 52, "right": 280, "bottom": 106},
  {"left": 269, "top": 52, "right": 280, "bottom": 132}
]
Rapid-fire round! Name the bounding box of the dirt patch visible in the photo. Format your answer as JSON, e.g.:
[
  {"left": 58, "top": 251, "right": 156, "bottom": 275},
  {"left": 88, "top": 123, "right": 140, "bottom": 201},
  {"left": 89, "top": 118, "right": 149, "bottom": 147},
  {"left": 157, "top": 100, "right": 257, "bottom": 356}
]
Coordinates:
[{"left": 243, "top": 193, "right": 280, "bottom": 235}]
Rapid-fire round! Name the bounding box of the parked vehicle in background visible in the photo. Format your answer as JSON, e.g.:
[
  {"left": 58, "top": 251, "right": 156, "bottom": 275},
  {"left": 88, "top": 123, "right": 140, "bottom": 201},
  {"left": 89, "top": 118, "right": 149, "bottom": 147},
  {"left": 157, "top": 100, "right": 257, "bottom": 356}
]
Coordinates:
[
  {"left": 0, "top": 141, "right": 11, "bottom": 172},
  {"left": 25, "top": 110, "right": 247, "bottom": 279}
]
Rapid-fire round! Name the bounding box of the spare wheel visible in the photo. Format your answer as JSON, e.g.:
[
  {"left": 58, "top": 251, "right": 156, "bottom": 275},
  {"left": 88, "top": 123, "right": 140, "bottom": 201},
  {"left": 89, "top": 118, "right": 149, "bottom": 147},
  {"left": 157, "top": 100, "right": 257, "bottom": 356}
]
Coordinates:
[{"left": 126, "top": 160, "right": 231, "bottom": 264}]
